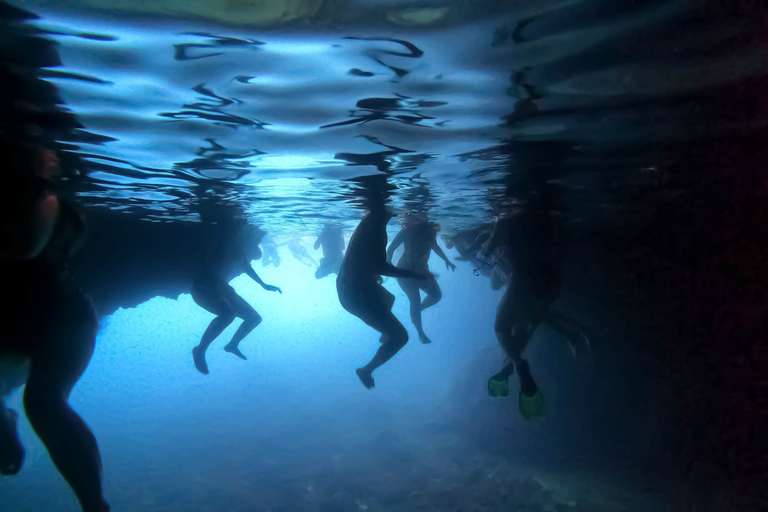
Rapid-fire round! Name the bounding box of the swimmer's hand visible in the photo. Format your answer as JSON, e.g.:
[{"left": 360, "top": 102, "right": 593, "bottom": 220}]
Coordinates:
[
  {"left": 263, "top": 284, "right": 282, "bottom": 294},
  {"left": 445, "top": 260, "right": 457, "bottom": 271}
]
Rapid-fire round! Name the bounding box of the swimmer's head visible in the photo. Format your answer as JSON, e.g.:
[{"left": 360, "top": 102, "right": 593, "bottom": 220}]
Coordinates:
[
  {"left": 34, "top": 147, "right": 60, "bottom": 180},
  {"left": 401, "top": 212, "right": 427, "bottom": 228}
]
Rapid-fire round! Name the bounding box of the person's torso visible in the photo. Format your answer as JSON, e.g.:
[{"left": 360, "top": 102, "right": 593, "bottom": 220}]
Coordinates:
[{"left": 397, "top": 225, "right": 433, "bottom": 269}]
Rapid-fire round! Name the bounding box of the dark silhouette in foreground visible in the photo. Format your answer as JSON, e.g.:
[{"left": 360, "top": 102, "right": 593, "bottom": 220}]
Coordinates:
[
  {"left": 0, "top": 146, "right": 109, "bottom": 512},
  {"left": 314, "top": 224, "right": 345, "bottom": 279},
  {"left": 190, "top": 207, "right": 281, "bottom": 375},
  {"left": 386, "top": 219, "right": 455, "bottom": 344},
  {"left": 336, "top": 208, "right": 430, "bottom": 389}
]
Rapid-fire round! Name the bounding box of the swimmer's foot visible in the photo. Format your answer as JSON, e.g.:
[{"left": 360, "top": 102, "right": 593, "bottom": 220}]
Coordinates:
[
  {"left": 224, "top": 344, "right": 248, "bottom": 360},
  {"left": 516, "top": 359, "right": 545, "bottom": 419},
  {"left": 192, "top": 346, "right": 209, "bottom": 375},
  {"left": 356, "top": 368, "right": 375, "bottom": 389},
  {"left": 488, "top": 372, "right": 510, "bottom": 397},
  {"left": 418, "top": 332, "right": 432, "bottom": 344}
]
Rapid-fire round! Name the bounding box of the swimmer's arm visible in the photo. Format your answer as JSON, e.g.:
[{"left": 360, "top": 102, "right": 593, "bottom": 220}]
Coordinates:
[
  {"left": 385, "top": 230, "right": 404, "bottom": 264},
  {"left": 378, "top": 262, "right": 426, "bottom": 280},
  {"left": 0, "top": 193, "right": 59, "bottom": 259},
  {"left": 430, "top": 235, "right": 450, "bottom": 262},
  {"left": 243, "top": 261, "right": 282, "bottom": 293},
  {"left": 431, "top": 239, "right": 456, "bottom": 271}
]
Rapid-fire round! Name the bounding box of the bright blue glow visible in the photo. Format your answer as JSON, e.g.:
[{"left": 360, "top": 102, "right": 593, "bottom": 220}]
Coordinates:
[{"left": 237, "top": 153, "right": 341, "bottom": 171}]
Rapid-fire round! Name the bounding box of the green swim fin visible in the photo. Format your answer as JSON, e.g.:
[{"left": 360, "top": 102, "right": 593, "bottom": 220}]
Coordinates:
[
  {"left": 518, "top": 389, "right": 545, "bottom": 419},
  {"left": 515, "top": 359, "right": 544, "bottom": 419},
  {"left": 488, "top": 372, "right": 510, "bottom": 397}
]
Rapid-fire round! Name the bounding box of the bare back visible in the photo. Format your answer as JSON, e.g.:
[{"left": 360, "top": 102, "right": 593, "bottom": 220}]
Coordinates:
[{"left": 338, "top": 211, "right": 389, "bottom": 284}]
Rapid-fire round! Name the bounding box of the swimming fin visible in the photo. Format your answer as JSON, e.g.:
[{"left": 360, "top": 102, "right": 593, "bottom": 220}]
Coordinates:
[
  {"left": 516, "top": 359, "right": 544, "bottom": 419},
  {"left": 487, "top": 372, "right": 510, "bottom": 397},
  {"left": 518, "top": 389, "right": 545, "bottom": 419}
]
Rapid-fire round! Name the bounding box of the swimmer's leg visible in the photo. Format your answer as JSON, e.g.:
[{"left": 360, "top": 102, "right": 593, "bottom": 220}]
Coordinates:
[
  {"left": 193, "top": 314, "right": 235, "bottom": 374},
  {"left": 356, "top": 310, "right": 409, "bottom": 389},
  {"left": 399, "top": 278, "right": 431, "bottom": 344},
  {"left": 191, "top": 288, "right": 236, "bottom": 375},
  {"left": 223, "top": 292, "right": 262, "bottom": 361},
  {"left": 419, "top": 276, "right": 442, "bottom": 312},
  {"left": 494, "top": 286, "right": 546, "bottom": 397},
  {"left": 379, "top": 262, "right": 425, "bottom": 280},
  {"left": 0, "top": 397, "right": 24, "bottom": 475},
  {"left": 544, "top": 310, "right": 591, "bottom": 357},
  {"left": 24, "top": 305, "right": 109, "bottom": 512}
]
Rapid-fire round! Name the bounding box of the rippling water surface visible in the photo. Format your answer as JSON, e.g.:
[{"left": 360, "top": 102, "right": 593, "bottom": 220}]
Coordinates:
[
  {"left": 14, "top": 0, "right": 748, "bottom": 231},
  {"left": 21, "top": 2, "right": 524, "bottom": 229}
]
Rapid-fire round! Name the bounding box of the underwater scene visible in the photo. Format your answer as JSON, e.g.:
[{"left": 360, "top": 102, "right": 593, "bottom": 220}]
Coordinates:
[{"left": 1, "top": 1, "right": 766, "bottom": 511}]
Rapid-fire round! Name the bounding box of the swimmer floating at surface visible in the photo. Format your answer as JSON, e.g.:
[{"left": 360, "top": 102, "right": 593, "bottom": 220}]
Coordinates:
[
  {"left": 336, "top": 208, "right": 431, "bottom": 389},
  {"left": 0, "top": 146, "right": 110, "bottom": 512},
  {"left": 441, "top": 224, "right": 503, "bottom": 286},
  {"left": 191, "top": 217, "right": 281, "bottom": 375},
  {"left": 481, "top": 206, "right": 590, "bottom": 419},
  {"left": 260, "top": 233, "right": 281, "bottom": 268},
  {"left": 314, "top": 223, "right": 345, "bottom": 279},
  {"left": 386, "top": 218, "right": 456, "bottom": 344},
  {"left": 283, "top": 237, "right": 318, "bottom": 268}
]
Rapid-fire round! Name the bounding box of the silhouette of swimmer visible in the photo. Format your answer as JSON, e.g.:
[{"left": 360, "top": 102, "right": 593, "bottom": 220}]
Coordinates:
[
  {"left": 482, "top": 207, "right": 590, "bottom": 418},
  {"left": 386, "top": 219, "right": 455, "bottom": 344},
  {"left": 260, "top": 233, "right": 281, "bottom": 268},
  {"left": 442, "top": 225, "right": 507, "bottom": 288},
  {"left": 282, "top": 237, "right": 318, "bottom": 267},
  {"left": 336, "top": 208, "right": 431, "bottom": 389},
  {"left": 314, "top": 224, "right": 345, "bottom": 279},
  {"left": 486, "top": 250, "right": 590, "bottom": 357},
  {"left": 191, "top": 217, "right": 281, "bottom": 374},
  {"left": 0, "top": 146, "right": 110, "bottom": 512},
  {"left": 442, "top": 224, "right": 492, "bottom": 263}
]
